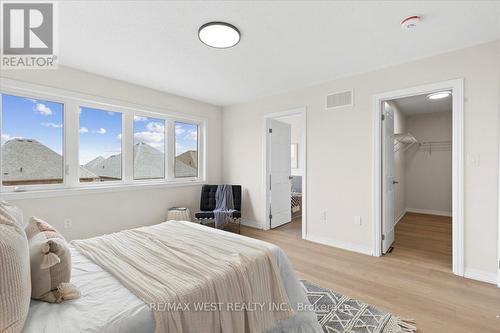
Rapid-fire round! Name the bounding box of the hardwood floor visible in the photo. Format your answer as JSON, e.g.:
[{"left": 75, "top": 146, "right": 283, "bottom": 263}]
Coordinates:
[
  {"left": 241, "top": 213, "right": 500, "bottom": 333},
  {"left": 273, "top": 217, "right": 302, "bottom": 236},
  {"left": 391, "top": 213, "right": 452, "bottom": 273}
]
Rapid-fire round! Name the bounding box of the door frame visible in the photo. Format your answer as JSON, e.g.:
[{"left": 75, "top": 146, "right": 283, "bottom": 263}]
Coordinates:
[
  {"left": 381, "top": 102, "right": 396, "bottom": 253},
  {"left": 497, "top": 133, "right": 500, "bottom": 287},
  {"left": 263, "top": 107, "right": 307, "bottom": 239},
  {"left": 372, "top": 79, "right": 464, "bottom": 277}
]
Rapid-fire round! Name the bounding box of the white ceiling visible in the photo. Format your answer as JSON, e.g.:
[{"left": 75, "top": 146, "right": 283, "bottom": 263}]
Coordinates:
[
  {"left": 58, "top": 1, "right": 500, "bottom": 106},
  {"left": 391, "top": 93, "right": 452, "bottom": 115}
]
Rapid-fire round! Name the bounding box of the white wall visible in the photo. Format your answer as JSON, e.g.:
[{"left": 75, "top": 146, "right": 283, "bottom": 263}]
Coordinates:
[
  {"left": 389, "top": 101, "right": 407, "bottom": 222},
  {"left": 0, "top": 66, "right": 223, "bottom": 240},
  {"left": 405, "top": 112, "right": 452, "bottom": 215},
  {"left": 222, "top": 40, "right": 500, "bottom": 275}
]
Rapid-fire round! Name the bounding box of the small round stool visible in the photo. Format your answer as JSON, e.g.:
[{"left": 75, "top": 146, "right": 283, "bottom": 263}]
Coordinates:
[{"left": 167, "top": 207, "right": 192, "bottom": 222}]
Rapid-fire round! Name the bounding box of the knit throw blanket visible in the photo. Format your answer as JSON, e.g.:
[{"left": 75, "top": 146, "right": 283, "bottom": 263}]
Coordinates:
[
  {"left": 214, "top": 184, "right": 237, "bottom": 229},
  {"left": 72, "top": 221, "right": 293, "bottom": 333}
]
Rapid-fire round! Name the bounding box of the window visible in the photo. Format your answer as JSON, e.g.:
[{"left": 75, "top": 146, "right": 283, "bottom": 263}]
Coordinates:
[
  {"left": 1, "top": 94, "right": 64, "bottom": 186},
  {"left": 134, "top": 116, "right": 165, "bottom": 180},
  {"left": 79, "top": 107, "right": 122, "bottom": 182},
  {"left": 174, "top": 121, "right": 198, "bottom": 178},
  {"left": 1, "top": 80, "right": 206, "bottom": 195}
]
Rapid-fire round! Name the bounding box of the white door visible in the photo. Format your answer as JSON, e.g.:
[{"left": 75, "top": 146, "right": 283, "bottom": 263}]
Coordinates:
[
  {"left": 267, "top": 118, "right": 292, "bottom": 228},
  {"left": 382, "top": 102, "right": 396, "bottom": 253}
]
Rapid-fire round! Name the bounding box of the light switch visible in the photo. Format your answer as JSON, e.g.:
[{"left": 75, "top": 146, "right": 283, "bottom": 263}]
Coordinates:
[
  {"left": 354, "top": 216, "right": 362, "bottom": 226},
  {"left": 321, "top": 211, "right": 327, "bottom": 222},
  {"left": 64, "top": 219, "right": 73, "bottom": 229},
  {"left": 468, "top": 154, "right": 480, "bottom": 167}
]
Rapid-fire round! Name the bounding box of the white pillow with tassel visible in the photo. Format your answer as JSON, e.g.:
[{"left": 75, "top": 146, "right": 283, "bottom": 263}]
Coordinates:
[{"left": 25, "top": 217, "right": 80, "bottom": 303}]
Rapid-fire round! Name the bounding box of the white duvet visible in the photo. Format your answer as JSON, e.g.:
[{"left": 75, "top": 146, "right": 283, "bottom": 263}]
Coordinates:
[{"left": 22, "top": 224, "right": 321, "bottom": 333}]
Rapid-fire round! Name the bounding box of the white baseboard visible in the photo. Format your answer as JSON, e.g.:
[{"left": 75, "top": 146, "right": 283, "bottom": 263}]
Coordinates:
[
  {"left": 406, "top": 208, "right": 452, "bottom": 217},
  {"left": 464, "top": 268, "right": 497, "bottom": 285},
  {"left": 240, "top": 219, "right": 263, "bottom": 229},
  {"left": 395, "top": 210, "right": 407, "bottom": 225},
  {"left": 306, "top": 235, "right": 372, "bottom": 256}
]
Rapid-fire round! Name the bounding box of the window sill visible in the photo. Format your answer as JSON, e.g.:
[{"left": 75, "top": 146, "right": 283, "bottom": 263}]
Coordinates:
[{"left": 0, "top": 179, "right": 207, "bottom": 201}]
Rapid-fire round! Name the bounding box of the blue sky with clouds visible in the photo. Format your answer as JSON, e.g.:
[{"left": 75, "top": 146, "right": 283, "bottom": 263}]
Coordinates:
[
  {"left": 1, "top": 94, "right": 64, "bottom": 154},
  {"left": 1, "top": 94, "right": 198, "bottom": 165},
  {"left": 79, "top": 106, "right": 122, "bottom": 164},
  {"left": 133, "top": 115, "right": 165, "bottom": 153},
  {"left": 175, "top": 121, "right": 198, "bottom": 156}
]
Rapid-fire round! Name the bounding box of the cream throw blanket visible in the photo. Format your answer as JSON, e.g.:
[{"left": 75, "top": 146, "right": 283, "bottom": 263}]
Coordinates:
[{"left": 72, "top": 221, "right": 293, "bottom": 333}]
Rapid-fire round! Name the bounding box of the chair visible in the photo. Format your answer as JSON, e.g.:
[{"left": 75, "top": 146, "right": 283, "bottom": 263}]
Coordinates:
[{"left": 195, "top": 185, "right": 242, "bottom": 233}]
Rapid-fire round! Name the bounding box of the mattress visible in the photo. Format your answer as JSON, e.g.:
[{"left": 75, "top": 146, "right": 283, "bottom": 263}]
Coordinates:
[{"left": 23, "top": 224, "right": 321, "bottom": 333}]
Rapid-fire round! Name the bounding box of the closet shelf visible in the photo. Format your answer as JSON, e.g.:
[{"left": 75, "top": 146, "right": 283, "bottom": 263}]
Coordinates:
[
  {"left": 394, "top": 133, "right": 418, "bottom": 152},
  {"left": 418, "top": 140, "right": 452, "bottom": 154}
]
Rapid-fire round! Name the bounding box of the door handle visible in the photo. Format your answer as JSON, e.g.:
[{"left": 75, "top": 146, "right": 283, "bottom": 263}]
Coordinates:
[
  {"left": 289, "top": 176, "right": 293, "bottom": 180},
  {"left": 392, "top": 180, "right": 399, "bottom": 184}
]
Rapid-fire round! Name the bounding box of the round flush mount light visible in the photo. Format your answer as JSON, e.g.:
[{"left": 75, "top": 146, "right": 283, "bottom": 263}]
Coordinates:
[
  {"left": 401, "top": 15, "right": 421, "bottom": 30},
  {"left": 198, "top": 22, "right": 240, "bottom": 48},
  {"left": 427, "top": 91, "right": 451, "bottom": 100}
]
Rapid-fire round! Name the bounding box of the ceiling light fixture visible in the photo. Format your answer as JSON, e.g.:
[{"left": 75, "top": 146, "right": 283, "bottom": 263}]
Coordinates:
[
  {"left": 427, "top": 91, "right": 451, "bottom": 100},
  {"left": 198, "top": 22, "right": 240, "bottom": 48}
]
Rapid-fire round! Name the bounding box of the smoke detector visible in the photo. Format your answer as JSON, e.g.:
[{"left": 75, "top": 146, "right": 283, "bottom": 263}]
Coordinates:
[{"left": 401, "top": 15, "right": 421, "bottom": 30}]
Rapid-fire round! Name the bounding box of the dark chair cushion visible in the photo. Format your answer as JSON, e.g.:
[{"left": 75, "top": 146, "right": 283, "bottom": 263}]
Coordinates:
[
  {"left": 196, "top": 185, "right": 242, "bottom": 222},
  {"left": 232, "top": 185, "right": 241, "bottom": 212},
  {"left": 199, "top": 185, "right": 217, "bottom": 211},
  {"left": 199, "top": 185, "right": 241, "bottom": 211},
  {"left": 195, "top": 211, "right": 241, "bottom": 219}
]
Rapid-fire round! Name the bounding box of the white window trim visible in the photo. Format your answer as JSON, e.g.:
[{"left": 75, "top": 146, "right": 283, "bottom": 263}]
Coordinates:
[
  {"left": 0, "top": 78, "right": 207, "bottom": 199},
  {"left": 132, "top": 112, "right": 166, "bottom": 181},
  {"left": 173, "top": 120, "right": 202, "bottom": 179},
  {"left": 77, "top": 101, "right": 126, "bottom": 184},
  {"left": 0, "top": 88, "right": 68, "bottom": 191}
]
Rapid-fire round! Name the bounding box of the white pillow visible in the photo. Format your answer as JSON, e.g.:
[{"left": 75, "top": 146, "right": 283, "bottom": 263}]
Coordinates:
[
  {"left": 26, "top": 217, "right": 80, "bottom": 303},
  {"left": 0, "top": 202, "right": 30, "bottom": 332},
  {"left": 0, "top": 200, "right": 25, "bottom": 228}
]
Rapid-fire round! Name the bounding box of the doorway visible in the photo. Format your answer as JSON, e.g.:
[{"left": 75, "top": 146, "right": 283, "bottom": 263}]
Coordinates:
[
  {"left": 264, "top": 108, "right": 306, "bottom": 239},
  {"left": 373, "top": 79, "right": 464, "bottom": 277},
  {"left": 382, "top": 95, "right": 453, "bottom": 271}
]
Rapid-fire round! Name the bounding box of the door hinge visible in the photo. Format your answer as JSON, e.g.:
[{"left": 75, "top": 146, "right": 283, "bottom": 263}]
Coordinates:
[
  {"left": 381, "top": 114, "right": 385, "bottom": 121},
  {"left": 498, "top": 260, "right": 500, "bottom": 269},
  {"left": 269, "top": 128, "right": 273, "bottom": 133},
  {"left": 269, "top": 175, "right": 272, "bottom": 190},
  {"left": 269, "top": 214, "right": 272, "bottom": 220},
  {"left": 382, "top": 234, "right": 385, "bottom": 240}
]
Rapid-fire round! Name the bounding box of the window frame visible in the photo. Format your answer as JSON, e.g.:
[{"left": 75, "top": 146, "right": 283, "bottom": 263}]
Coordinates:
[
  {"left": 173, "top": 120, "right": 200, "bottom": 179},
  {"left": 132, "top": 112, "right": 166, "bottom": 181},
  {"left": 0, "top": 78, "right": 207, "bottom": 198},
  {"left": 168, "top": 116, "right": 205, "bottom": 182},
  {"left": 0, "top": 90, "right": 68, "bottom": 191},
  {"left": 78, "top": 103, "right": 125, "bottom": 184}
]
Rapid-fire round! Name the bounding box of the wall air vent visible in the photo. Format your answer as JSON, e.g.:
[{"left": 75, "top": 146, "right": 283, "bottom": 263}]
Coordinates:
[{"left": 325, "top": 89, "right": 353, "bottom": 110}]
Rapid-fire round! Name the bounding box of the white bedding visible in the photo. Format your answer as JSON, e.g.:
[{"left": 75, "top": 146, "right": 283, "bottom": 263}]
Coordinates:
[{"left": 23, "top": 224, "right": 321, "bottom": 333}]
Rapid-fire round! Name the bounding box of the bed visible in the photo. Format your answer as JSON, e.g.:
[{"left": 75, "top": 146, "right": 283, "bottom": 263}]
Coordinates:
[{"left": 22, "top": 221, "right": 321, "bottom": 333}]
